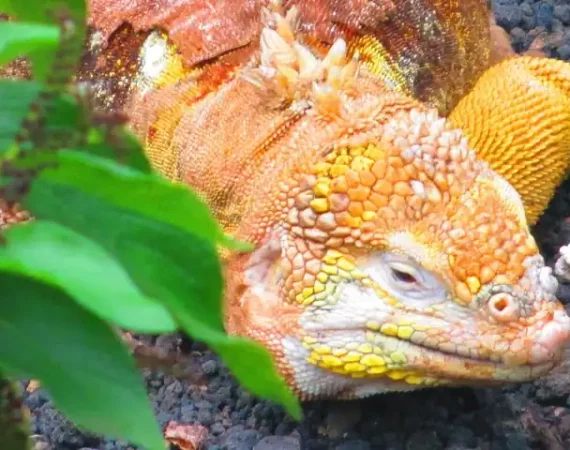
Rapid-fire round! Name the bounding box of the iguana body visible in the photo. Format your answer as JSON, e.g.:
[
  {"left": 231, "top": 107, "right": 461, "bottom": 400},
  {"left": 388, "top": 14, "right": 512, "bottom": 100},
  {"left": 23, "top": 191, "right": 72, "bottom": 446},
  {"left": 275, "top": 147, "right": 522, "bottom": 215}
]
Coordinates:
[{"left": 6, "top": 0, "right": 570, "bottom": 399}]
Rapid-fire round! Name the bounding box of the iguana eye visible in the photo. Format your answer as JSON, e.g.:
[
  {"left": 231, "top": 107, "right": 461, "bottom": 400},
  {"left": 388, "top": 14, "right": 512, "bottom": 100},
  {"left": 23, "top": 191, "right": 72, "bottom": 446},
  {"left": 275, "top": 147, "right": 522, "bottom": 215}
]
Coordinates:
[
  {"left": 360, "top": 252, "right": 447, "bottom": 304},
  {"left": 389, "top": 263, "right": 420, "bottom": 285}
]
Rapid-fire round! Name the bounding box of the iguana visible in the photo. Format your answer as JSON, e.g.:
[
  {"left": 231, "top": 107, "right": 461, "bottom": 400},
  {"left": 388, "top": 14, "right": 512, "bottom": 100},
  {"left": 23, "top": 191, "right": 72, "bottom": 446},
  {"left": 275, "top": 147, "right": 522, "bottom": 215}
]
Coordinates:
[{"left": 5, "top": 0, "right": 570, "bottom": 399}]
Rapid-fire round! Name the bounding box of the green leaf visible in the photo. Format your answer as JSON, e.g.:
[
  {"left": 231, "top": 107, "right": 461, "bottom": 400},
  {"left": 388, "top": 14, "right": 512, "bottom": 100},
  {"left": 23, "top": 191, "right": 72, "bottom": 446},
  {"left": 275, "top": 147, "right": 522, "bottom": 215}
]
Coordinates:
[
  {"left": 0, "top": 221, "right": 176, "bottom": 333},
  {"left": 0, "top": 0, "right": 87, "bottom": 83},
  {"left": 82, "top": 127, "right": 153, "bottom": 174},
  {"left": 0, "top": 0, "right": 86, "bottom": 26},
  {"left": 31, "top": 92, "right": 154, "bottom": 172},
  {"left": 0, "top": 273, "right": 165, "bottom": 449},
  {"left": 23, "top": 150, "right": 242, "bottom": 249},
  {"left": 23, "top": 150, "right": 302, "bottom": 419},
  {"left": 0, "top": 80, "right": 41, "bottom": 153},
  {"left": 25, "top": 160, "right": 227, "bottom": 333},
  {"left": 0, "top": 22, "right": 60, "bottom": 80}
]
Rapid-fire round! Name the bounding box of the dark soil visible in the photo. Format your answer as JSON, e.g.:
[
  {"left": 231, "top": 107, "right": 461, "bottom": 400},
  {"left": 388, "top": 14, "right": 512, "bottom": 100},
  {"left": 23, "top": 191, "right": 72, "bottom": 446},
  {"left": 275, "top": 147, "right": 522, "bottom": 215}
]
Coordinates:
[{"left": 24, "top": 2, "right": 570, "bottom": 450}]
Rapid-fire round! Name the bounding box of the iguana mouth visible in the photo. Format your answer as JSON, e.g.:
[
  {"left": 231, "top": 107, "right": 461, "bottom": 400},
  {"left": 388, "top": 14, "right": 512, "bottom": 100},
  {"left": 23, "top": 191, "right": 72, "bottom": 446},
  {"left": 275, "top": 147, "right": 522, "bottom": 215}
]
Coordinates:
[{"left": 302, "top": 327, "right": 561, "bottom": 385}]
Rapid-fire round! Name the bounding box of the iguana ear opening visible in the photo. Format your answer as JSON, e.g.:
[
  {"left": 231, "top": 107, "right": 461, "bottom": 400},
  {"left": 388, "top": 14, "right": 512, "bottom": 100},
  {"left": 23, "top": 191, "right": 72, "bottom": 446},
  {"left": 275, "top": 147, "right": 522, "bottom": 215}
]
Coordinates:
[
  {"left": 224, "top": 234, "right": 302, "bottom": 338},
  {"left": 243, "top": 236, "right": 284, "bottom": 292}
]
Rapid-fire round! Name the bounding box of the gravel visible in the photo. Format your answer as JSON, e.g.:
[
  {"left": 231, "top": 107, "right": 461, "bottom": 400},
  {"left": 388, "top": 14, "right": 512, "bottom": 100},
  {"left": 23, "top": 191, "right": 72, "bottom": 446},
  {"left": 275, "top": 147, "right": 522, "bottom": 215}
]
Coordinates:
[{"left": 22, "top": 2, "right": 570, "bottom": 449}]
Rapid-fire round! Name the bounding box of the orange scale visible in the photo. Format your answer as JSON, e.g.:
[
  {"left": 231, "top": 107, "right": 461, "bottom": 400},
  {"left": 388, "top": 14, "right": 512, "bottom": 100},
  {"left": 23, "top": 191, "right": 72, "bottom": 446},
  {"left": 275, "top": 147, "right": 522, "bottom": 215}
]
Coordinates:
[
  {"left": 302, "top": 274, "right": 316, "bottom": 287},
  {"left": 407, "top": 195, "right": 423, "bottom": 211},
  {"left": 370, "top": 193, "right": 389, "bottom": 208},
  {"left": 348, "top": 202, "right": 365, "bottom": 217},
  {"left": 371, "top": 160, "right": 387, "bottom": 179},
  {"left": 345, "top": 170, "right": 361, "bottom": 188},
  {"left": 305, "top": 259, "right": 322, "bottom": 275},
  {"left": 454, "top": 266, "right": 468, "bottom": 281},
  {"left": 502, "top": 240, "right": 517, "bottom": 253},
  {"left": 326, "top": 237, "right": 345, "bottom": 248},
  {"left": 385, "top": 166, "right": 400, "bottom": 183},
  {"left": 479, "top": 254, "right": 495, "bottom": 266},
  {"left": 359, "top": 171, "right": 376, "bottom": 187},
  {"left": 363, "top": 200, "right": 377, "bottom": 211},
  {"left": 360, "top": 232, "right": 374, "bottom": 243},
  {"left": 373, "top": 179, "right": 393, "bottom": 195},
  {"left": 487, "top": 236, "right": 501, "bottom": 248},
  {"left": 389, "top": 195, "right": 407, "bottom": 212},
  {"left": 494, "top": 249, "right": 509, "bottom": 264},
  {"left": 335, "top": 211, "right": 352, "bottom": 227},
  {"left": 329, "top": 193, "right": 350, "bottom": 212},
  {"left": 512, "top": 233, "right": 526, "bottom": 245},
  {"left": 480, "top": 266, "right": 495, "bottom": 284},
  {"left": 396, "top": 167, "right": 411, "bottom": 182},
  {"left": 499, "top": 230, "right": 513, "bottom": 242},
  {"left": 404, "top": 206, "right": 416, "bottom": 221},
  {"left": 316, "top": 213, "right": 337, "bottom": 231},
  {"left": 360, "top": 221, "right": 376, "bottom": 234},
  {"left": 331, "top": 176, "right": 349, "bottom": 193},
  {"left": 330, "top": 226, "right": 352, "bottom": 237},
  {"left": 421, "top": 203, "right": 433, "bottom": 216},
  {"left": 393, "top": 181, "right": 413, "bottom": 196},
  {"left": 403, "top": 163, "right": 418, "bottom": 178},
  {"left": 388, "top": 156, "right": 404, "bottom": 169},
  {"left": 348, "top": 186, "right": 371, "bottom": 202},
  {"left": 516, "top": 244, "right": 535, "bottom": 257},
  {"left": 434, "top": 173, "right": 448, "bottom": 190},
  {"left": 379, "top": 206, "right": 397, "bottom": 220},
  {"left": 490, "top": 261, "right": 506, "bottom": 275}
]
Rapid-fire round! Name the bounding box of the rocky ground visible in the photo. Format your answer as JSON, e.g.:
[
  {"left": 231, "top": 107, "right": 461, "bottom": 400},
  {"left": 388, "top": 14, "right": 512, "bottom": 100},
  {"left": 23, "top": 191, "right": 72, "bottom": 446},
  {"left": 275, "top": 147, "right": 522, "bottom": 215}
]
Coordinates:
[{"left": 25, "top": 2, "right": 570, "bottom": 450}]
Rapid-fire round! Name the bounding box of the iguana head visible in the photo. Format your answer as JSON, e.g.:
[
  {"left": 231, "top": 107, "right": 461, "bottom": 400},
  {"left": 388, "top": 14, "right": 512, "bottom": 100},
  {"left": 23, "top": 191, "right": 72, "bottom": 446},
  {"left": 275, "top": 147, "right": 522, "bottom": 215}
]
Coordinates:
[
  {"left": 225, "top": 103, "right": 570, "bottom": 396},
  {"left": 228, "top": 102, "right": 570, "bottom": 399},
  {"left": 222, "top": 6, "right": 570, "bottom": 399}
]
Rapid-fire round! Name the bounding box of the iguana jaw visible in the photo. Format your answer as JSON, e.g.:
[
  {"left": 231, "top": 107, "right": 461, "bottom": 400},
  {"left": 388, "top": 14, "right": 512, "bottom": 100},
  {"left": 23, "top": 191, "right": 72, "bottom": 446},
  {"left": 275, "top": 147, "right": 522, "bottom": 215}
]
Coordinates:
[
  {"left": 281, "top": 328, "right": 561, "bottom": 399},
  {"left": 284, "top": 271, "right": 568, "bottom": 395}
]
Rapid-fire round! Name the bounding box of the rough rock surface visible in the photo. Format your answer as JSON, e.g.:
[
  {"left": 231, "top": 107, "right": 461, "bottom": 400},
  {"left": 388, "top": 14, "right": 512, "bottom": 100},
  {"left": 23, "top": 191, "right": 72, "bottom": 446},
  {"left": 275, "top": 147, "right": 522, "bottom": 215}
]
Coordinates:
[{"left": 24, "top": 1, "right": 570, "bottom": 449}]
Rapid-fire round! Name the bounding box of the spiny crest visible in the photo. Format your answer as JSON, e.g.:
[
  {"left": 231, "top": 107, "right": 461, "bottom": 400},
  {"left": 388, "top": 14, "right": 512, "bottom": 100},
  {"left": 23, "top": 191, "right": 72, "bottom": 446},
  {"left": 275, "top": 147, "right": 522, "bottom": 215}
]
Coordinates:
[{"left": 243, "top": 0, "right": 360, "bottom": 117}]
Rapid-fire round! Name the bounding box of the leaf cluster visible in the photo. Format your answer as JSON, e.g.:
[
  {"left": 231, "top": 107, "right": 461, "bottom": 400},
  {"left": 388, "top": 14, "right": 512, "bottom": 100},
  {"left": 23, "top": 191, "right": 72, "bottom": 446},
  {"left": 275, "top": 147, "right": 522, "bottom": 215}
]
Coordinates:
[{"left": 0, "top": 1, "right": 301, "bottom": 448}]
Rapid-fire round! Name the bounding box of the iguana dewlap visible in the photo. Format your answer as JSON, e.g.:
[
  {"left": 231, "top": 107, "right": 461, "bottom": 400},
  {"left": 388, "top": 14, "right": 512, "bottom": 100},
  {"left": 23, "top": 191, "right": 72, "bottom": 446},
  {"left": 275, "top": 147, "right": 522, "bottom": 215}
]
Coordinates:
[{"left": 7, "top": 0, "right": 570, "bottom": 399}]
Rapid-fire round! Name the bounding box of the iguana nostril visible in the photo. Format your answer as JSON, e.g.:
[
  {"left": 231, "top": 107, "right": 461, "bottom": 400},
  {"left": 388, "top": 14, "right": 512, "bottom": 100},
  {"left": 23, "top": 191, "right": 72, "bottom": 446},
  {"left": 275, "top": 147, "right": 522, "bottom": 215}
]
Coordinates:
[{"left": 488, "top": 293, "right": 519, "bottom": 322}]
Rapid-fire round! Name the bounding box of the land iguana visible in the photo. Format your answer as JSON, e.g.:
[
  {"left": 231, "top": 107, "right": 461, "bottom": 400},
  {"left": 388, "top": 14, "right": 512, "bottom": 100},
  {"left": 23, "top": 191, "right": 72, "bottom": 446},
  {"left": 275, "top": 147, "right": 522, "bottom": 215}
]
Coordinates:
[{"left": 4, "top": 0, "right": 570, "bottom": 399}]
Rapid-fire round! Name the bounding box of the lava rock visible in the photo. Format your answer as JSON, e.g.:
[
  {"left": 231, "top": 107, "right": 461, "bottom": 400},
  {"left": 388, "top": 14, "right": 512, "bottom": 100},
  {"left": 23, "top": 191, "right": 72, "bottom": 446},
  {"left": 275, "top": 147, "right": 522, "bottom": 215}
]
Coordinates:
[
  {"left": 447, "top": 426, "right": 477, "bottom": 448},
  {"left": 218, "top": 426, "right": 262, "bottom": 450},
  {"left": 536, "top": 1, "right": 555, "bottom": 29},
  {"left": 253, "top": 435, "right": 301, "bottom": 450},
  {"left": 493, "top": 0, "right": 523, "bottom": 30},
  {"left": 405, "top": 430, "right": 443, "bottom": 450},
  {"left": 32, "top": 404, "right": 98, "bottom": 448},
  {"left": 555, "top": 5, "right": 570, "bottom": 25},
  {"left": 334, "top": 440, "right": 371, "bottom": 450},
  {"left": 326, "top": 403, "right": 362, "bottom": 439},
  {"left": 202, "top": 359, "right": 220, "bottom": 376}
]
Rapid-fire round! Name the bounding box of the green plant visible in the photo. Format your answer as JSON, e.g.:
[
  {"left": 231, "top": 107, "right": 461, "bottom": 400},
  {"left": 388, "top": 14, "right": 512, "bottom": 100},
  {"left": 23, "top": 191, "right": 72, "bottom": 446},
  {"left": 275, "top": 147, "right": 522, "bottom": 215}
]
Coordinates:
[{"left": 0, "top": 0, "right": 302, "bottom": 448}]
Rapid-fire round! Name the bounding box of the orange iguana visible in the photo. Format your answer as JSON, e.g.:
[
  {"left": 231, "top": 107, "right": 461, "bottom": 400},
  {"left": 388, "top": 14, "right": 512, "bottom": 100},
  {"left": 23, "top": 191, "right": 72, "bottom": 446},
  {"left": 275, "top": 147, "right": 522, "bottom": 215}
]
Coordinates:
[{"left": 6, "top": 0, "right": 570, "bottom": 399}]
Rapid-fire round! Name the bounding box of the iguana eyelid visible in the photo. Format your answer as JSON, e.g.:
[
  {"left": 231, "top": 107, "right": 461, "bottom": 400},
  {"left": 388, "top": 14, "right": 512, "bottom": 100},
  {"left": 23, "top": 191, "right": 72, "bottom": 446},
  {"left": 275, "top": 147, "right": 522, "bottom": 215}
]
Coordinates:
[
  {"left": 370, "top": 253, "right": 445, "bottom": 301},
  {"left": 388, "top": 261, "right": 423, "bottom": 285}
]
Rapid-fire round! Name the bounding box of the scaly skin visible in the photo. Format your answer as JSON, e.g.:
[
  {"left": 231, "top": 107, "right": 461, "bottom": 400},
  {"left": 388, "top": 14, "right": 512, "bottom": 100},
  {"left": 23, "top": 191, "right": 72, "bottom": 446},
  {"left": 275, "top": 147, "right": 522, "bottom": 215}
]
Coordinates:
[
  {"left": 3, "top": 0, "right": 570, "bottom": 399},
  {"left": 449, "top": 56, "right": 570, "bottom": 225}
]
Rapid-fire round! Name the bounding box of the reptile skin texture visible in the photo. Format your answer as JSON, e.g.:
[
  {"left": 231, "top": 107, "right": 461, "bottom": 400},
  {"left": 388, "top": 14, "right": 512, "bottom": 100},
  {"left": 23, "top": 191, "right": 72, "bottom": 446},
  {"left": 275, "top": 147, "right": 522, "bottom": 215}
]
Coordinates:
[
  {"left": 449, "top": 56, "right": 570, "bottom": 225},
  {"left": 2, "top": 0, "right": 570, "bottom": 398}
]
